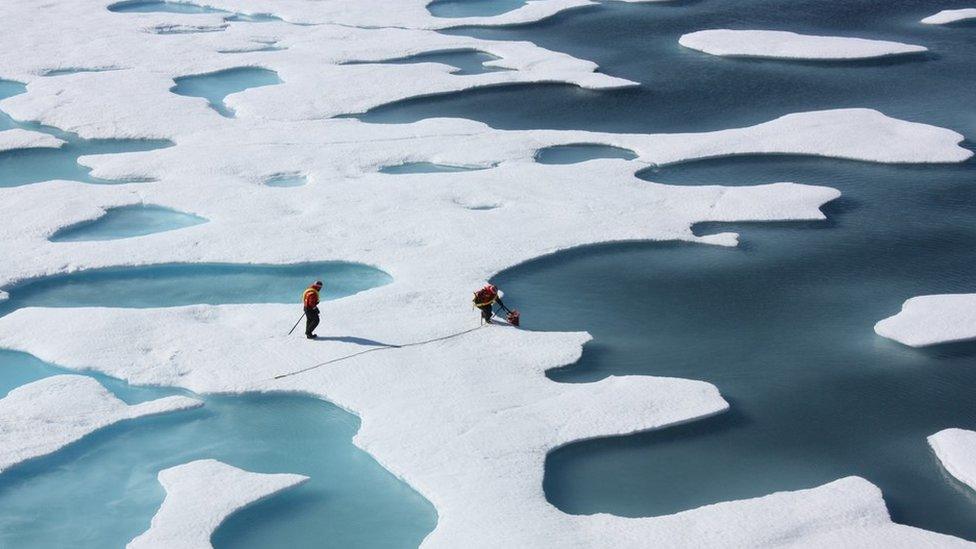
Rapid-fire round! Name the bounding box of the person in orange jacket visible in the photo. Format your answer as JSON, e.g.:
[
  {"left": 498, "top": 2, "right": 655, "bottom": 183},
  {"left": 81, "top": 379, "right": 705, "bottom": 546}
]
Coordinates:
[
  {"left": 303, "top": 280, "right": 323, "bottom": 339},
  {"left": 473, "top": 284, "right": 505, "bottom": 324}
]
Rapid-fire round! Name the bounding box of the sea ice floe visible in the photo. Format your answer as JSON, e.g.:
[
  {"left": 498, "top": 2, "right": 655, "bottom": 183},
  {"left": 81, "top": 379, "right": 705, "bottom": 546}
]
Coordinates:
[
  {"left": 0, "top": 374, "right": 201, "bottom": 473},
  {"left": 1, "top": 0, "right": 975, "bottom": 546},
  {"left": 929, "top": 428, "right": 976, "bottom": 492},
  {"left": 874, "top": 294, "right": 976, "bottom": 347},
  {"left": 679, "top": 30, "right": 928, "bottom": 60},
  {"left": 127, "top": 459, "right": 308, "bottom": 549},
  {"left": 0, "top": 129, "right": 64, "bottom": 153},
  {"left": 921, "top": 9, "right": 976, "bottom": 25}
]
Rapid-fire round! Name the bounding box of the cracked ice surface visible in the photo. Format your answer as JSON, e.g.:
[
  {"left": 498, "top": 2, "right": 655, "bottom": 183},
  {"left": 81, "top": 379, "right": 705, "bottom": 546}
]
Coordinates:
[
  {"left": 679, "top": 30, "right": 927, "bottom": 60},
  {"left": 875, "top": 294, "right": 976, "bottom": 347},
  {"left": 0, "top": 0, "right": 974, "bottom": 547},
  {"left": 128, "top": 459, "right": 308, "bottom": 549},
  {"left": 0, "top": 375, "right": 201, "bottom": 473},
  {"left": 928, "top": 429, "right": 976, "bottom": 493},
  {"left": 921, "top": 9, "right": 976, "bottom": 25}
]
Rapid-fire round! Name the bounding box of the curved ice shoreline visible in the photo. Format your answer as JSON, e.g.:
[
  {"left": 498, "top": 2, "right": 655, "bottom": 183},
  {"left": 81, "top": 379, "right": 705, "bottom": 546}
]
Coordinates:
[
  {"left": 921, "top": 9, "right": 976, "bottom": 25},
  {"left": 929, "top": 429, "right": 976, "bottom": 493},
  {"left": 0, "top": 0, "right": 974, "bottom": 546},
  {"left": 0, "top": 375, "right": 201, "bottom": 473},
  {"left": 679, "top": 30, "right": 928, "bottom": 60},
  {"left": 128, "top": 459, "right": 308, "bottom": 549}
]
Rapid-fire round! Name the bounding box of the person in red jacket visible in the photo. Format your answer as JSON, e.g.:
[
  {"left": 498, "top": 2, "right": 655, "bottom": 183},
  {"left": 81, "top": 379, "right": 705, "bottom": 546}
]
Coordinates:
[
  {"left": 303, "top": 281, "right": 323, "bottom": 339},
  {"left": 473, "top": 284, "right": 505, "bottom": 324}
]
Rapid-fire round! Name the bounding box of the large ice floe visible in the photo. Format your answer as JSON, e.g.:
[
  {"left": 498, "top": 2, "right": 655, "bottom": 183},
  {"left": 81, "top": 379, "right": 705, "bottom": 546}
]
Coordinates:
[
  {"left": 0, "top": 375, "right": 200, "bottom": 473},
  {"left": 128, "top": 459, "right": 308, "bottom": 549},
  {"left": 679, "top": 30, "right": 928, "bottom": 60},
  {"left": 921, "top": 9, "right": 976, "bottom": 25},
  {"left": 0, "top": 0, "right": 974, "bottom": 547},
  {"left": 875, "top": 294, "right": 976, "bottom": 347},
  {"left": 929, "top": 429, "right": 976, "bottom": 493}
]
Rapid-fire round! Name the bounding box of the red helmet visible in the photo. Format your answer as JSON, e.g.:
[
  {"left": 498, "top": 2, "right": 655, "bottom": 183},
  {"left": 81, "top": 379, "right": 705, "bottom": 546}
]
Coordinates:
[{"left": 485, "top": 284, "right": 497, "bottom": 293}]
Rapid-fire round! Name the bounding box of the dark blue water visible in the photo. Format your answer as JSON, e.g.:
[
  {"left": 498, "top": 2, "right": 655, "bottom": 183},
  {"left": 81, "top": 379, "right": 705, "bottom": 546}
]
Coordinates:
[
  {"left": 170, "top": 68, "right": 281, "bottom": 117},
  {"left": 346, "top": 50, "right": 512, "bottom": 76},
  {"left": 0, "top": 351, "right": 436, "bottom": 549},
  {"left": 48, "top": 204, "right": 207, "bottom": 242},
  {"left": 535, "top": 144, "right": 637, "bottom": 164},
  {"left": 427, "top": 0, "right": 527, "bottom": 18}
]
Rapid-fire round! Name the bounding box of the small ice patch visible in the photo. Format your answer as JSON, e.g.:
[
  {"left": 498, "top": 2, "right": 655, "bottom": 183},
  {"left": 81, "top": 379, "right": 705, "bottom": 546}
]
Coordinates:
[
  {"left": 921, "top": 9, "right": 976, "bottom": 25},
  {"left": 679, "top": 30, "right": 927, "bottom": 60},
  {"left": 928, "top": 428, "right": 976, "bottom": 492},
  {"left": 48, "top": 204, "right": 208, "bottom": 242},
  {"left": 0, "top": 375, "right": 201, "bottom": 473},
  {"left": 0, "top": 129, "right": 64, "bottom": 153},
  {"left": 875, "top": 294, "right": 976, "bottom": 347},
  {"left": 128, "top": 459, "right": 307, "bottom": 549}
]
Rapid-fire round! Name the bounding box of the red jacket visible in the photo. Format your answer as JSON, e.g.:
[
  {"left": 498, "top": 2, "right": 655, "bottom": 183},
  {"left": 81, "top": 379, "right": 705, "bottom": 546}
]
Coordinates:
[
  {"left": 303, "top": 286, "right": 320, "bottom": 309},
  {"left": 473, "top": 287, "right": 498, "bottom": 307}
]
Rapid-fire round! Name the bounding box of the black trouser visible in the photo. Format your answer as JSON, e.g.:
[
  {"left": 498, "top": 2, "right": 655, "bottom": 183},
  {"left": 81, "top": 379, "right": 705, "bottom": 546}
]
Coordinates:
[
  {"left": 478, "top": 304, "right": 493, "bottom": 323},
  {"left": 305, "top": 307, "right": 320, "bottom": 336}
]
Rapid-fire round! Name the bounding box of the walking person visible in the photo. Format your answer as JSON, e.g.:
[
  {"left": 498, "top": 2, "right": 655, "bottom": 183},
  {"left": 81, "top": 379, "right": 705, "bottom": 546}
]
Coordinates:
[{"left": 303, "top": 280, "right": 323, "bottom": 339}]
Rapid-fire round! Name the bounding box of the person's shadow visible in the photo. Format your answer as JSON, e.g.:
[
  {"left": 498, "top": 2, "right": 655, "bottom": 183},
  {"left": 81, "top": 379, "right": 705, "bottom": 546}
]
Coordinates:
[{"left": 313, "top": 336, "right": 401, "bottom": 348}]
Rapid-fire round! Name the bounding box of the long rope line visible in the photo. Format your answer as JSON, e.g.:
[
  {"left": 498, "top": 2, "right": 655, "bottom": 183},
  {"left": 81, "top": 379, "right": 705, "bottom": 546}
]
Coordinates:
[{"left": 272, "top": 325, "right": 485, "bottom": 380}]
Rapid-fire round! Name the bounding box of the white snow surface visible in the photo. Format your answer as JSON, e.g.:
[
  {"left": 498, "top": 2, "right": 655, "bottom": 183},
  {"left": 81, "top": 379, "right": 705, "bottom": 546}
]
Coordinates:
[
  {"left": 0, "top": 375, "right": 201, "bottom": 473},
  {"left": 128, "top": 459, "right": 308, "bottom": 549},
  {"left": 679, "top": 30, "right": 927, "bottom": 60},
  {"left": 929, "top": 428, "right": 976, "bottom": 492},
  {"left": 921, "top": 9, "right": 976, "bottom": 25},
  {"left": 0, "top": 0, "right": 974, "bottom": 547},
  {"left": 875, "top": 294, "right": 976, "bottom": 347},
  {"left": 0, "top": 129, "right": 64, "bottom": 152}
]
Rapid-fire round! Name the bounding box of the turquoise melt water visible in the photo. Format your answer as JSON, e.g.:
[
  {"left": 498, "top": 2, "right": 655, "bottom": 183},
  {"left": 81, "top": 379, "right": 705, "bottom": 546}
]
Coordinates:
[
  {"left": 0, "top": 261, "right": 391, "bottom": 318},
  {"left": 265, "top": 173, "right": 307, "bottom": 187},
  {"left": 171, "top": 68, "right": 282, "bottom": 118},
  {"left": 0, "top": 260, "right": 434, "bottom": 547},
  {"left": 347, "top": 50, "right": 511, "bottom": 76},
  {"left": 380, "top": 162, "right": 489, "bottom": 174},
  {"left": 535, "top": 144, "right": 637, "bottom": 164},
  {"left": 0, "top": 79, "right": 172, "bottom": 187},
  {"left": 48, "top": 205, "right": 207, "bottom": 242},
  {"left": 107, "top": 0, "right": 224, "bottom": 14},
  {"left": 0, "top": 351, "right": 436, "bottom": 548}
]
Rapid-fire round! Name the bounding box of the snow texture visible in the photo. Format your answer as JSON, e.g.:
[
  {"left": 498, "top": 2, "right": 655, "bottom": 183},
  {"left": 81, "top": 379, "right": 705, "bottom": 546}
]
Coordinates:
[
  {"left": 921, "top": 9, "right": 976, "bottom": 25},
  {"left": 929, "top": 429, "right": 976, "bottom": 492},
  {"left": 0, "top": 128, "right": 65, "bottom": 152},
  {"left": 128, "top": 459, "right": 308, "bottom": 549},
  {"left": 0, "top": 375, "right": 201, "bottom": 473},
  {"left": 0, "top": 0, "right": 973, "bottom": 546},
  {"left": 679, "top": 29, "right": 927, "bottom": 60},
  {"left": 875, "top": 294, "right": 976, "bottom": 347}
]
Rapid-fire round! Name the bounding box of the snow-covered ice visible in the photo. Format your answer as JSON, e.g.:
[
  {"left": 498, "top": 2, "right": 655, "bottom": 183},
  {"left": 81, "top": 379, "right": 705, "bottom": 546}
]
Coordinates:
[
  {"left": 0, "top": 129, "right": 65, "bottom": 153},
  {"left": 875, "top": 294, "right": 976, "bottom": 347},
  {"left": 921, "top": 9, "right": 976, "bottom": 25},
  {"left": 128, "top": 459, "right": 308, "bottom": 549},
  {"left": 0, "top": 374, "right": 200, "bottom": 473},
  {"left": 929, "top": 429, "right": 976, "bottom": 492},
  {"left": 0, "top": 0, "right": 974, "bottom": 546},
  {"left": 679, "top": 30, "right": 928, "bottom": 60}
]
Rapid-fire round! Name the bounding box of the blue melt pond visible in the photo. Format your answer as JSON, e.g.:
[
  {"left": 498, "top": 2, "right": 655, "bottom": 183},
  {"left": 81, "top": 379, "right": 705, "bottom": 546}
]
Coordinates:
[
  {"left": 427, "top": 0, "right": 527, "bottom": 18},
  {"left": 349, "top": 50, "right": 511, "bottom": 76},
  {"left": 380, "top": 162, "right": 488, "bottom": 174},
  {"left": 171, "top": 68, "right": 281, "bottom": 118},
  {"left": 0, "top": 351, "right": 436, "bottom": 548},
  {"left": 535, "top": 144, "right": 637, "bottom": 164},
  {"left": 265, "top": 173, "right": 307, "bottom": 187},
  {"left": 108, "top": 0, "right": 224, "bottom": 14},
  {"left": 48, "top": 205, "right": 207, "bottom": 242},
  {"left": 0, "top": 262, "right": 391, "bottom": 318}
]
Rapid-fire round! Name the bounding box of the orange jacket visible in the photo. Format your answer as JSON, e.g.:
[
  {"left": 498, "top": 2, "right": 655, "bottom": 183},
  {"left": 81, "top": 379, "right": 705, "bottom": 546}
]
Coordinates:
[{"left": 303, "top": 286, "right": 320, "bottom": 309}]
